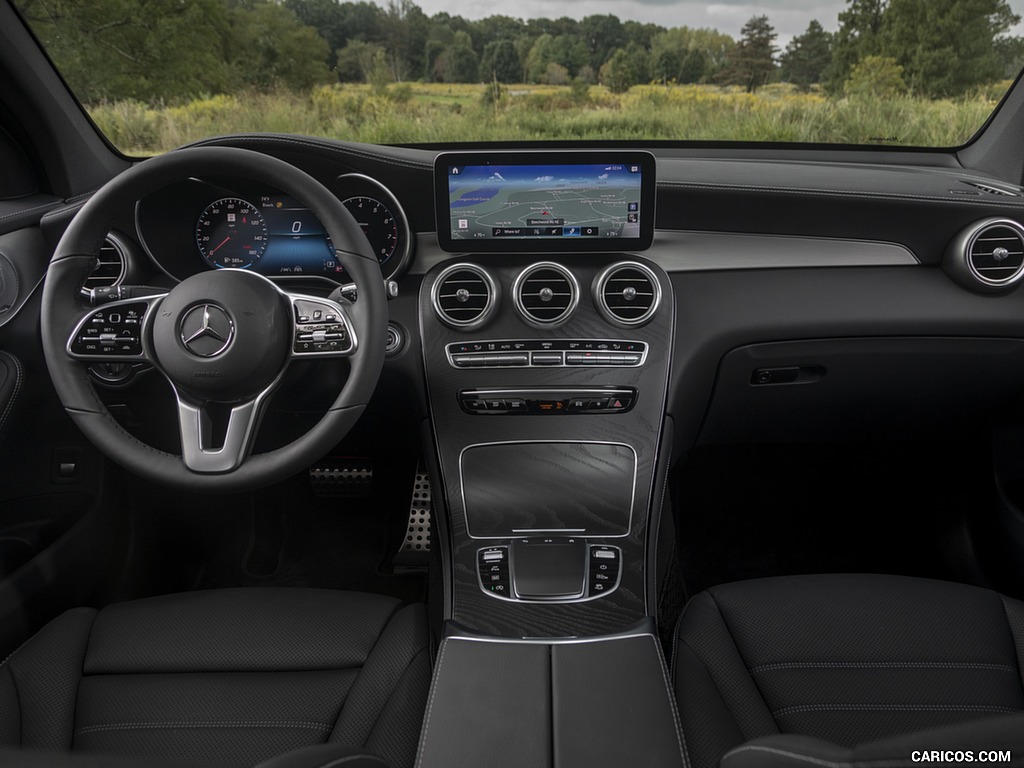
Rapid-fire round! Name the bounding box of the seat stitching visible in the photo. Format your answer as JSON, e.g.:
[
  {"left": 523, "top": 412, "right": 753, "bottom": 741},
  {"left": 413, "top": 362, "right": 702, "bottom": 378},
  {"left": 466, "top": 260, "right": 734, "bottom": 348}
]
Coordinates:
[
  {"left": 413, "top": 637, "right": 450, "bottom": 768},
  {"left": 73, "top": 610, "right": 99, "bottom": 750},
  {"left": 772, "top": 704, "right": 1022, "bottom": 718},
  {"left": 751, "top": 662, "right": 1018, "bottom": 674},
  {"left": 669, "top": 594, "right": 693, "bottom": 679},
  {"left": 355, "top": 643, "right": 431, "bottom": 747},
  {"left": 74, "top": 720, "right": 332, "bottom": 735},
  {"left": 705, "top": 590, "right": 779, "bottom": 734},
  {"left": 3, "top": 662, "right": 23, "bottom": 746},
  {"left": 998, "top": 595, "right": 1024, "bottom": 691},
  {"left": 328, "top": 602, "right": 410, "bottom": 740},
  {"left": 649, "top": 634, "right": 691, "bottom": 768},
  {"left": 317, "top": 756, "right": 386, "bottom": 768},
  {"left": 723, "top": 744, "right": 919, "bottom": 768},
  {"left": 82, "top": 666, "right": 368, "bottom": 676},
  {"left": 0, "top": 352, "right": 23, "bottom": 435},
  {"left": 0, "top": 201, "right": 62, "bottom": 224}
]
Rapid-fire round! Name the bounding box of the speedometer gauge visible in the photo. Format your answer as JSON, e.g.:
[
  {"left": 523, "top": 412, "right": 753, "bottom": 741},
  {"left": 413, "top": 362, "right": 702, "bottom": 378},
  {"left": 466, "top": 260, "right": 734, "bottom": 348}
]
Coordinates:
[
  {"left": 196, "top": 198, "right": 268, "bottom": 269},
  {"left": 342, "top": 196, "right": 399, "bottom": 265}
]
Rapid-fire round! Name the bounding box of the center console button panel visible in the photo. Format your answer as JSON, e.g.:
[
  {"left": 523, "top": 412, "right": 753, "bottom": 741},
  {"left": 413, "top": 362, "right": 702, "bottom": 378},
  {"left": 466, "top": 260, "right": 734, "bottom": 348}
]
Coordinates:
[
  {"left": 448, "top": 339, "right": 647, "bottom": 368},
  {"left": 588, "top": 545, "right": 621, "bottom": 595},
  {"left": 478, "top": 546, "right": 511, "bottom": 597},
  {"left": 477, "top": 540, "right": 622, "bottom": 602},
  {"left": 459, "top": 388, "right": 635, "bottom": 415}
]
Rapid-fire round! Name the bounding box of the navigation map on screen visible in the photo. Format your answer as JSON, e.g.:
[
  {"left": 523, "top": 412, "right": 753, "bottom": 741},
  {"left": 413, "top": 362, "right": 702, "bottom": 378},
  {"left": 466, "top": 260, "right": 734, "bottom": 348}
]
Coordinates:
[{"left": 446, "top": 163, "right": 643, "bottom": 242}]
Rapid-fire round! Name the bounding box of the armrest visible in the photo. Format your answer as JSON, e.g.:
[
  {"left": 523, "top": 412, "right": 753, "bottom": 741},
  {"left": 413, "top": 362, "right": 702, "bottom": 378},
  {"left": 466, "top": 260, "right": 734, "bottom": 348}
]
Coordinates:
[{"left": 415, "top": 620, "right": 686, "bottom": 768}]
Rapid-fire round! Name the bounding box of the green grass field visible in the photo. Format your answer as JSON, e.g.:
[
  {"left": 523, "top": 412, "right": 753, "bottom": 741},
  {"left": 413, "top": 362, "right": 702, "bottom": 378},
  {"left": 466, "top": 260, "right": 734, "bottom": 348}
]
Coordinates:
[{"left": 88, "top": 81, "right": 1008, "bottom": 156}]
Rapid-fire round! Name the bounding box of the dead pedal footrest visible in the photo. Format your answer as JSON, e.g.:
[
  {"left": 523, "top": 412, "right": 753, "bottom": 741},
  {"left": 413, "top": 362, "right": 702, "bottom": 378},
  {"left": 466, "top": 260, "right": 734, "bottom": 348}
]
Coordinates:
[
  {"left": 308, "top": 458, "right": 373, "bottom": 497},
  {"left": 393, "top": 466, "right": 432, "bottom": 567}
]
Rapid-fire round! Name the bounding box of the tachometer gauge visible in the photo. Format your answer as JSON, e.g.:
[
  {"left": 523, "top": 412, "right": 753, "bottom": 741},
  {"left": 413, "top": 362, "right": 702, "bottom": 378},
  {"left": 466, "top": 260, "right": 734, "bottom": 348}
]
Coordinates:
[
  {"left": 196, "top": 198, "right": 268, "bottom": 269},
  {"left": 342, "top": 196, "right": 400, "bottom": 266}
]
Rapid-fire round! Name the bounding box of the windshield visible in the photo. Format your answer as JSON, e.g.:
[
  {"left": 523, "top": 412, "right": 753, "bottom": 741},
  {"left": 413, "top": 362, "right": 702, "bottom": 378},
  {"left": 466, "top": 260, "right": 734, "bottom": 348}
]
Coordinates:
[{"left": 12, "top": 0, "right": 1024, "bottom": 155}]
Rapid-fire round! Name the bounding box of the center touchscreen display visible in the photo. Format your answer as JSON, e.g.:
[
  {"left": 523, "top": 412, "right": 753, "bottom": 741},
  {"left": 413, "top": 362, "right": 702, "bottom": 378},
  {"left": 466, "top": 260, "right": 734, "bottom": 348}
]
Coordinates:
[{"left": 434, "top": 151, "right": 655, "bottom": 253}]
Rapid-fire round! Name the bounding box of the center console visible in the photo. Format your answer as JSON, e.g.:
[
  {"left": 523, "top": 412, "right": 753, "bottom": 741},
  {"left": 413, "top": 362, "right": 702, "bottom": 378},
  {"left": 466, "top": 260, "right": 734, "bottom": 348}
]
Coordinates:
[
  {"left": 414, "top": 150, "right": 680, "bottom": 766},
  {"left": 420, "top": 149, "right": 672, "bottom": 637},
  {"left": 421, "top": 151, "right": 672, "bottom": 636},
  {"left": 419, "top": 250, "right": 673, "bottom": 636}
]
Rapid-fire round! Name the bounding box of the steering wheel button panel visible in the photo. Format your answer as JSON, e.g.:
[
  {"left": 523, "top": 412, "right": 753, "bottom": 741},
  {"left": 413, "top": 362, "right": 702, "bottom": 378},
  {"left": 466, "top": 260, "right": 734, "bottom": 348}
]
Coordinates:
[
  {"left": 69, "top": 301, "right": 153, "bottom": 359},
  {"left": 290, "top": 296, "right": 355, "bottom": 356}
]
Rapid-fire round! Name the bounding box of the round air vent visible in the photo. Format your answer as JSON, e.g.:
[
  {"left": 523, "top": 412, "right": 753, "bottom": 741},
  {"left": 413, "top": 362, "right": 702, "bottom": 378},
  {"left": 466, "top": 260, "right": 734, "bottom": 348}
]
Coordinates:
[
  {"left": 431, "top": 263, "right": 498, "bottom": 328},
  {"left": 944, "top": 218, "right": 1024, "bottom": 293},
  {"left": 513, "top": 262, "right": 579, "bottom": 326},
  {"left": 594, "top": 261, "right": 661, "bottom": 326},
  {"left": 83, "top": 232, "right": 128, "bottom": 291}
]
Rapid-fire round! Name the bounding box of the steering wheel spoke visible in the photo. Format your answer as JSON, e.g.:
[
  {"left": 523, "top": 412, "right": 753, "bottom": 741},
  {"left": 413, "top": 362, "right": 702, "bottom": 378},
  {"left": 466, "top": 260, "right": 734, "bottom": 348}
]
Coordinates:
[
  {"left": 287, "top": 292, "right": 358, "bottom": 358},
  {"left": 66, "top": 293, "right": 166, "bottom": 363},
  {"left": 174, "top": 385, "right": 279, "bottom": 474}
]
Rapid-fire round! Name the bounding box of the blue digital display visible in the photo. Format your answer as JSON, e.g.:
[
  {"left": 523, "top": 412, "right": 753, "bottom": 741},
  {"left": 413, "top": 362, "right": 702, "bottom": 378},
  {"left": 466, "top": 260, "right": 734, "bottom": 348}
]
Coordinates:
[
  {"left": 447, "top": 163, "right": 643, "bottom": 242},
  {"left": 255, "top": 195, "right": 341, "bottom": 277}
]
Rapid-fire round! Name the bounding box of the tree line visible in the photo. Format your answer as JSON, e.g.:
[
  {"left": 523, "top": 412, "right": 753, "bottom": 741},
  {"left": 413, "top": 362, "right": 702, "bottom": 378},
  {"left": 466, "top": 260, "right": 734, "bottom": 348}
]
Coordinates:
[{"left": 14, "top": 0, "right": 1024, "bottom": 101}]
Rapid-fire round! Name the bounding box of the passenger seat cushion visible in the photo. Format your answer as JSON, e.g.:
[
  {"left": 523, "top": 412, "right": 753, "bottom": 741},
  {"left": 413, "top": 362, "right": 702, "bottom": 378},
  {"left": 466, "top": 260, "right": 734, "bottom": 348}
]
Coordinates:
[
  {"left": 720, "top": 714, "right": 1024, "bottom": 768},
  {"left": 673, "top": 575, "right": 1024, "bottom": 768},
  {"left": 0, "top": 589, "right": 431, "bottom": 768}
]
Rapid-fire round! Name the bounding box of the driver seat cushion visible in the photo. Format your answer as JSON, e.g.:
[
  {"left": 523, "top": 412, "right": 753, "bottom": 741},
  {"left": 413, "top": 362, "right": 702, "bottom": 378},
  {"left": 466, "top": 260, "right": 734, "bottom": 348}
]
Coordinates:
[
  {"left": 0, "top": 588, "right": 431, "bottom": 768},
  {"left": 672, "top": 574, "right": 1024, "bottom": 768}
]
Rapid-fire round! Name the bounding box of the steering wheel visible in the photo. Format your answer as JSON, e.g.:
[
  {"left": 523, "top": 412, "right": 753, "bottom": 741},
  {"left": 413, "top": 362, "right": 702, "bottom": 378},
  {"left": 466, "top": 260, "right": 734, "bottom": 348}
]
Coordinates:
[{"left": 41, "top": 146, "right": 387, "bottom": 493}]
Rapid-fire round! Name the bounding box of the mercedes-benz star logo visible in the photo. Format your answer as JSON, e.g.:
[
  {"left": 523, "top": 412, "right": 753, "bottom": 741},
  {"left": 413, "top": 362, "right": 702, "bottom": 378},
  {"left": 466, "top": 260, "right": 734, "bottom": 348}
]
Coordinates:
[{"left": 179, "top": 304, "right": 234, "bottom": 358}]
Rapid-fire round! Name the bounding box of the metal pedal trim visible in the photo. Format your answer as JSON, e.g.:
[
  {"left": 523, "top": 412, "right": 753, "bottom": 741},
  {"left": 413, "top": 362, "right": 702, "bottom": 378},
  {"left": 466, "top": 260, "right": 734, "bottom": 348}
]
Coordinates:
[{"left": 401, "top": 467, "right": 432, "bottom": 553}]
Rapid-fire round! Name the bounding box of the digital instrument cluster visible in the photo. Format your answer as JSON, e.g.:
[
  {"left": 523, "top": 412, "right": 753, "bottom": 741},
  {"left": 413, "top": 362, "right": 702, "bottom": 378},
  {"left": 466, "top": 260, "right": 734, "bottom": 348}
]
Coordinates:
[{"left": 136, "top": 173, "right": 413, "bottom": 283}]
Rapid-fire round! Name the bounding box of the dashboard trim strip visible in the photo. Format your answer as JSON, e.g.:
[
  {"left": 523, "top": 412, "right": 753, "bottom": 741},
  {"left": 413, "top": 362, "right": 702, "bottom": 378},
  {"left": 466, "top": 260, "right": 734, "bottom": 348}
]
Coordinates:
[{"left": 411, "top": 230, "right": 918, "bottom": 276}]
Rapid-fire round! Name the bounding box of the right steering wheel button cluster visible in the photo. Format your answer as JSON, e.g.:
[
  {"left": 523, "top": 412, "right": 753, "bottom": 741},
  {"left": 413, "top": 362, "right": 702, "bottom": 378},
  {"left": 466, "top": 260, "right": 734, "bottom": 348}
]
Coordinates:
[{"left": 292, "top": 297, "right": 352, "bottom": 355}]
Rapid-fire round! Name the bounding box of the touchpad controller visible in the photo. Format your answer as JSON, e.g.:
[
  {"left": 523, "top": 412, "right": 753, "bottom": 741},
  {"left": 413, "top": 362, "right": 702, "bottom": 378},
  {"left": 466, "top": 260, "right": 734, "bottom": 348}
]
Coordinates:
[{"left": 512, "top": 538, "right": 587, "bottom": 599}]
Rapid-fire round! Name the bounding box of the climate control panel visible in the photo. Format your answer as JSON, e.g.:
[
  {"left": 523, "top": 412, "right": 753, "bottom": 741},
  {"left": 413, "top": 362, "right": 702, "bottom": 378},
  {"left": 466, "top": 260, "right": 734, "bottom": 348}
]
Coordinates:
[
  {"left": 447, "top": 339, "right": 647, "bottom": 369},
  {"left": 458, "top": 388, "right": 635, "bottom": 415}
]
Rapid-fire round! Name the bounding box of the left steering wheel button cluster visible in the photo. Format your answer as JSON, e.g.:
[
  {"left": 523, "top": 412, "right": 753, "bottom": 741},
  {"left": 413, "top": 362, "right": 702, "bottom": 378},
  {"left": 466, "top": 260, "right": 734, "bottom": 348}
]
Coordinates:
[
  {"left": 292, "top": 298, "right": 351, "bottom": 355},
  {"left": 71, "top": 302, "right": 148, "bottom": 357}
]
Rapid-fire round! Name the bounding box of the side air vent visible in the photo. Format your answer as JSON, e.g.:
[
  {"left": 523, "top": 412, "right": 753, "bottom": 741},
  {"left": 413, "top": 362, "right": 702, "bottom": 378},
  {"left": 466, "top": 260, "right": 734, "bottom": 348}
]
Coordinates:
[
  {"left": 83, "top": 233, "right": 127, "bottom": 290},
  {"left": 965, "top": 181, "right": 1021, "bottom": 197},
  {"left": 944, "top": 218, "right": 1024, "bottom": 293},
  {"left": 513, "top": 262, "right": 579, "bottom": 326},
  {"left": 594, "top": 261, "right": 661, "bottom": 327},
  {"left": 431, "top": 263, "right": 498, "bottom": 328}
]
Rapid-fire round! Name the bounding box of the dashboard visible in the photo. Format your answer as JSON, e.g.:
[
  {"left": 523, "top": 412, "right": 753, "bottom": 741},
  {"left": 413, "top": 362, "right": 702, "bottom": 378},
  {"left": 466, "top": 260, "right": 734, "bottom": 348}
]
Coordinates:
[{"left": 23, "top": 133, "right": 1024, "bottom": 465}]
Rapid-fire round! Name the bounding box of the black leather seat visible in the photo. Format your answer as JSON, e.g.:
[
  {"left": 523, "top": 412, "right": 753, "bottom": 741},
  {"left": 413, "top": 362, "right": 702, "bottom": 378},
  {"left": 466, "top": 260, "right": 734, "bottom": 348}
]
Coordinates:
[
  {"left": 0, "top": 588, "right": 430, "bottom": 768},
  {"left": 672, "top": 574, "right": 1024, "bottom": 768}
]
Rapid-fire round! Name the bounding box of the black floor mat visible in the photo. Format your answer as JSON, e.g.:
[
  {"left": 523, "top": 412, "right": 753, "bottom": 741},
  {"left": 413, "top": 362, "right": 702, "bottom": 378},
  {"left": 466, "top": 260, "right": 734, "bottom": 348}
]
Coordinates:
[
  {"left": 672, "top": 440, "right": 993, "bottom": 599},
  {"left": 105, "top": 463, "right": 426, "bottom": 606}
]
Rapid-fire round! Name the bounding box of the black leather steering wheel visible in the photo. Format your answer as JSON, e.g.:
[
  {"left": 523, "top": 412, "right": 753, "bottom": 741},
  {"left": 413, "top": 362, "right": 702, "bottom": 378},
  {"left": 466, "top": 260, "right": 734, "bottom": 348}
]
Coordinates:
[{"left": 41, "top": 146, "right": 387, "bottom": 493}]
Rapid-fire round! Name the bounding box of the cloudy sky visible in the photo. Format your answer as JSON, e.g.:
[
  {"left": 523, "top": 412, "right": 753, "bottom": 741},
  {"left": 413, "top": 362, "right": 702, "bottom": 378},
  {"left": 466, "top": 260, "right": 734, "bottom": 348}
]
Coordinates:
[{"left": 413, "top": 0, "right": 1024, "bottom": 47}]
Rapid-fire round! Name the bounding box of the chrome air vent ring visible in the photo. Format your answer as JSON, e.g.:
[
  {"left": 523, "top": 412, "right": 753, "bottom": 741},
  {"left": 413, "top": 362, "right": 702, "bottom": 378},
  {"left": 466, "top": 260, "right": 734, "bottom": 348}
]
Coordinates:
[
  {"left": 594, "top": 261, "right": 661, "bottom": 327},
  {"left": 513, "top": 262, "right": 579, "bottom": 327},
  {"left": 945, "top": 218, "right": 1024, "bottom": 293},
  {"left": 431, "top": 263, "right": 499, "bottom": 329}
]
